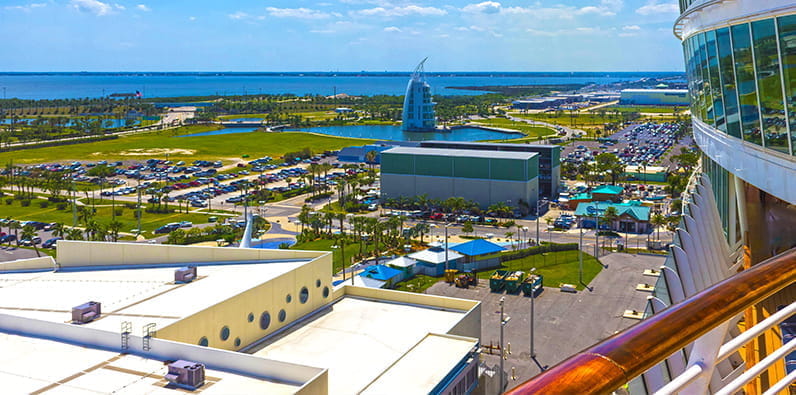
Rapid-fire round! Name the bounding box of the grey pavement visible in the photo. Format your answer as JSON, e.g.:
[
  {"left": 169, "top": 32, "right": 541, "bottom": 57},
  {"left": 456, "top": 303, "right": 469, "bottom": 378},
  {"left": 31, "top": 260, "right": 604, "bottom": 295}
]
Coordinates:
[{"left": 426, "top": 252, "right": 665, "bottom": 388}]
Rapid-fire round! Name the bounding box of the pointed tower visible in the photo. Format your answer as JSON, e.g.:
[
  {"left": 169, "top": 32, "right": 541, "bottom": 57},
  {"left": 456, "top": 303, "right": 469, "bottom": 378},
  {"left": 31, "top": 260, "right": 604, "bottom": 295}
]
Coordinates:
[{"left": 402, "top": 58, "right": 436, "bottom": 132}]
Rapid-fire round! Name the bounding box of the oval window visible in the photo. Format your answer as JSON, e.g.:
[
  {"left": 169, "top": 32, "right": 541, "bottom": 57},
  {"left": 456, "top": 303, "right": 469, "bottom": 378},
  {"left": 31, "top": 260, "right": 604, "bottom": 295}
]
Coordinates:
[
  {"left": 220, "top": 326, "right": 230, "bottom": 341},
  {"left": 299, "top": 286, "right": 309, "bottom": 304},
  {"left": 278, "top": 309, "right": 286, "bottom": 323},
  {"left": 234, "top": 337, "right": 241, "bottom": 347},
  {"left": 323, "top": 286, "right": 330, "bottom": 298},
  {"left": 286, "top": 294, "right": 292, "bottom": 303},
  {"left": 316, "top": 279, "right": 321, "bottom": 288},
  {"left": 247, "top": 313, "right": 254, "bottom": 322},
  {"left": 198, "top": 337, "right": 208, "bottom": 347},
  {"left": 260, "top": 311, "right": 271, "bottom": 330}
]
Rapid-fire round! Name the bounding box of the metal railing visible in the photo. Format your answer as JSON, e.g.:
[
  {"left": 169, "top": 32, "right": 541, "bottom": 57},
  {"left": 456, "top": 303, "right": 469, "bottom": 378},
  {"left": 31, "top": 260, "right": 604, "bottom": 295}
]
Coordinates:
[{"left": 505, "top": 247, "right": 796, "bottom": 395}]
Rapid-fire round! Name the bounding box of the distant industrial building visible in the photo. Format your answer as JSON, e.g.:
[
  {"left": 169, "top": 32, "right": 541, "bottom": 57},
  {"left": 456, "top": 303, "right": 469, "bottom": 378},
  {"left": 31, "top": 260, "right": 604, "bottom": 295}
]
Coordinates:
[
  {"left": 419, "top": 141, "right": 561, "bottom": 199},
  {"left": 337, "top": 144, "right": 393, "bottom": 164},
  {"left": 619, "top": 89, "right": 689, "bottom": 106},
  {"left": 381, "top": 146, "right": 540, "bottom": 210},
  {"left": 402, "top": 58, "right": 436, "bottom": 132}
]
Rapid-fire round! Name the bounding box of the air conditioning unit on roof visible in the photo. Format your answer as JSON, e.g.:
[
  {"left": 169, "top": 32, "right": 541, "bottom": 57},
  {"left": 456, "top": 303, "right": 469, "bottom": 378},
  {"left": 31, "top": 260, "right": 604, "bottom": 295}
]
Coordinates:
[
  {"left": 165, "top": 360, "right": 205, "bottom": 389},
  {"left": 71, "top": 301, "right": 101, "bottom": 324},
  {"left": 175, "top": 266, "right": 197, "bottom": 283}
]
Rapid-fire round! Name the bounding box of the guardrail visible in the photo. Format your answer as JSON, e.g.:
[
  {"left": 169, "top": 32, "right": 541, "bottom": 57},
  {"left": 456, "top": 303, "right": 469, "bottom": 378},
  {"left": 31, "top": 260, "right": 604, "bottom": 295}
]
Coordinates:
[{"left": 506, "top": 247, "right": 796, "bottom": 394}]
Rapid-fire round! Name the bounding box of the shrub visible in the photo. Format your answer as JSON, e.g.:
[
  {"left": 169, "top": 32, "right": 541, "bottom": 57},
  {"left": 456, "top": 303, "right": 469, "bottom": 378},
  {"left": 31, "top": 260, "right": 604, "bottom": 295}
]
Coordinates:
[
  {"left": 56, "top": 202, "right": 68, "bottom": 210},
  {"left": 5, "top": 198, "right": 12, "bottom": 205},
  {"left": 114, "top": 208, "right": 123, "bottom": 216},
  {"left": 124, "top": 202, "right": 137, "bottom": 209},
  {"left": 20, "top": 200, "right": 31, "bottom": 207},
  {"left": 38, "top": 201, "right": 49, "bottom": 208}
]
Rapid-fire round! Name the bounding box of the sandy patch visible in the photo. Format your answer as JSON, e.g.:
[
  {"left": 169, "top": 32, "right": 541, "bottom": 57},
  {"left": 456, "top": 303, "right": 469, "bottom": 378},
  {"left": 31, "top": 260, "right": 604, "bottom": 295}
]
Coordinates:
[{"left": 93, "top": 148, "right": 197, "bottom": 157}]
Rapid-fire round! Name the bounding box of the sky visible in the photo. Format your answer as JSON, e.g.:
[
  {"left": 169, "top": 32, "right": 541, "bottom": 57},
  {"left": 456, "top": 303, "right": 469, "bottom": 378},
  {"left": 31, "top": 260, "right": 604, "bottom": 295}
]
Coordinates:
[{"left": 0, "top": 0, "right": 685, "bottom": 72}]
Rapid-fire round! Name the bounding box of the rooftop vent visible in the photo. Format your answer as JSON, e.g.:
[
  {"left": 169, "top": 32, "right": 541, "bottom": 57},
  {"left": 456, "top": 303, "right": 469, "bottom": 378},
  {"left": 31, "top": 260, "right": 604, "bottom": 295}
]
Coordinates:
[
  {"left": 165, "top": 360, "right": 205, "bottom": 390},
  {"left": 175, "top": 266, "right": 197, "bottom": 283},
  {"left": 71, "top": 301, "right": 101, "bottom": 324}
]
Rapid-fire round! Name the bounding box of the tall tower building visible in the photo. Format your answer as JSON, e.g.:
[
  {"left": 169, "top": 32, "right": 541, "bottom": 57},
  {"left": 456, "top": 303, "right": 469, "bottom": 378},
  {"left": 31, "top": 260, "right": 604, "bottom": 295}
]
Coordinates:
[{"left": 402, "top": 58, "right": 436, "bottom": 132}]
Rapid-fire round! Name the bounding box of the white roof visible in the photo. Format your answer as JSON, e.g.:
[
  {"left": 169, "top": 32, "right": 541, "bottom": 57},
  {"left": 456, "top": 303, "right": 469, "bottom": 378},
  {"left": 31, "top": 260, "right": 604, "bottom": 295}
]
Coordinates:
[
  {"left": 0, "top": 260, "right": 307, "bottom": 331},
  {"left": 0, "top": 332, "right": 299, "bottom": 394},
  {"left": 408, "top": 248, "right": 464, "bottom": 264},
  {"left": 386, "top": 256, "right": 417, "bottom": 268},
  {"left": 361, "top": 334, "right": 477, "bottom": 394},
  {"left": 355, "top": 275, "right": 387, "bottom": 288},
  {"left": 251, "top": 297, "right": 469, "bottom": 394}
]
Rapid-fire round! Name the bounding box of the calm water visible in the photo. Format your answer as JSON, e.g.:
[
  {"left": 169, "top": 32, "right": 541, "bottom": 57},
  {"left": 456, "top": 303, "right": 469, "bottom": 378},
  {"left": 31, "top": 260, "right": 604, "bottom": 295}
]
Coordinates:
[
  {"left": 179, "top": 125, "right": 521, "bottom": 141},
  {"left": 0, "top": 72, "right": 682, "bottom": 100},
  {"left": 253, "top": 238, "right": 296, "bottom": 249}
]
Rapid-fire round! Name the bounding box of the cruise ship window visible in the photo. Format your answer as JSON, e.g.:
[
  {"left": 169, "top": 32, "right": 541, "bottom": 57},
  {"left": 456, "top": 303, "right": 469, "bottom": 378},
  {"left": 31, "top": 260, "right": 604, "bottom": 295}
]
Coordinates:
[
  {"left": 717, "top": 27, "right": 743, "bottom": 138},
  {"left": 752, "top": 19, "right": 790, "bottom": 154},
  {"left": 707, "top": 30, "right": 727, "bottom": 133},
  {"left": 731, "top": 23, "right": 763, "bottom": 146},
  {"left": 777, "top": 15, "right": 796, "bottom": 156},
  {"left": 697, "top": 33, "right": 713, "bottom": 124}
]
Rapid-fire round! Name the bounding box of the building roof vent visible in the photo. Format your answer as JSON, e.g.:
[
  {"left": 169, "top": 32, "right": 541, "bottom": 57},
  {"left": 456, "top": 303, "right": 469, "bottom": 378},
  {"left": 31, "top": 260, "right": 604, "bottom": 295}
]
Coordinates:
[
  {"left": 165, "top": 360, "right": 205, "bottom": 390},
  {"left": 71, "top": 301, "right": 101, "bottom": 324},
  {"left": 175, "top": 266, "right": 197, "bottom": 283}
]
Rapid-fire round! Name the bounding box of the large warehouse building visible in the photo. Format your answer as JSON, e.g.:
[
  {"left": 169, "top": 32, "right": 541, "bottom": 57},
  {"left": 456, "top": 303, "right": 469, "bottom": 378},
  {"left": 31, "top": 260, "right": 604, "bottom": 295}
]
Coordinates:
[
  {"left": 619, "top": 89, "right": 689, "bottom": 106},
  {"left": 380, "top": 146, "right": 539, "bottom": 209},
  {"left": 418, "top": 141, "right": 561, "bottom": 199}
]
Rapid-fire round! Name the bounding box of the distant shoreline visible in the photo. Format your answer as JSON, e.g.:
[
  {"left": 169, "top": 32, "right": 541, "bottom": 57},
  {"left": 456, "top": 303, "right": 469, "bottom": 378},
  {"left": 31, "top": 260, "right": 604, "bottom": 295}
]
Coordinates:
[{"left": 0, "top": 71, "right": 685, "bottom": 77}]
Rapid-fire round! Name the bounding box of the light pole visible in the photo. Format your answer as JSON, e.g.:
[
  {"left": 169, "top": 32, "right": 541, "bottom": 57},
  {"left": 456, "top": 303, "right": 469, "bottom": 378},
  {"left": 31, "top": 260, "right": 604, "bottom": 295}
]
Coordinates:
[
  {"left": 522, "top": 226, "right": 528, "bottom": 248},
  {"left": 444, "top": 222, "right": 449, "bottom": 272},
  {"left": 579, "top": 219, "right": 584, "bottom": 285},
  {"left": 499, "top": 297, "right": 510, "bottom": 393},
  {"left": 535, "top": 200, "right": 541, "bottom": 245},
  {"left": 529, "top": 267, "right": 537, "bottom": 359}
]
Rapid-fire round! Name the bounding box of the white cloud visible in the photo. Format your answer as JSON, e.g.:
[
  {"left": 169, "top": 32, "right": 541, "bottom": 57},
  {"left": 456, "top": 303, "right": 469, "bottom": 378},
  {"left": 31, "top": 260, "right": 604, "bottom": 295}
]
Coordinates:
[
  {"left": 70, "top": 0, "right": 113, "bottom": 16},
  {"left": 462, "top": 1, "right": 501, "bottom": 14},
  {"left": 113, "top": 3, "right": 125, "bottom": 11},
  {"left": 383, "top": 26, "right": 401, "bottom": 32},
  {"left": 4, "top": 3, "right": 46, "bottom": 12},
  {"left": 355, "top": 5, "right": 447, "bottom": 17},
  {"left": 266, "top": 7, "right": 332, "bottom": 19},
  {"left": 136, "top": 4, "right": 150, "bottom": 12},
  {"left": 228, "top": 11, "right": 249, "bottom": 20},
  {"left": 622, "top": 25, "right": 641, "bottom": 31},
  {"left": 188, "top": 16, "right": 196, "bottom": 21},
  {"left": 636, "top": 1, "right": 678, "bottom": 15}
]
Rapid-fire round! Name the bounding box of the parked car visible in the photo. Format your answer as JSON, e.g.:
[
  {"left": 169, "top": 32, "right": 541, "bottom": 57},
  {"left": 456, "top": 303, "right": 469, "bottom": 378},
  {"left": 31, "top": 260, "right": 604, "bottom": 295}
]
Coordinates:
[{"left": 42, "top": 237, "right": 62, "bottom": 249}]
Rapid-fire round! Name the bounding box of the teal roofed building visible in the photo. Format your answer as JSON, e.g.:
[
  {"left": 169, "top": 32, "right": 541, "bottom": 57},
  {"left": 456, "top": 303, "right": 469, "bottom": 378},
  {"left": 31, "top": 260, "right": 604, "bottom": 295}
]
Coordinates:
[{"left": 574, "top": 201, "right": 652, "bottom": 234}]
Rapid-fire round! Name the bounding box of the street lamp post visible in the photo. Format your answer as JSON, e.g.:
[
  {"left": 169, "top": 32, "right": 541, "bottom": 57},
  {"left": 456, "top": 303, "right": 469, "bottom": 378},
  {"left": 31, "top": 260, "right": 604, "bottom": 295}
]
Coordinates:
[
  {"left": 499, "top": 297, "right": 510, "bottom": 393},
  {"left": 535, "top": 200, "right": 541, "bottom": 246},
  {"left": 529, "top": 267, "right": 537, "bottom": 359},
  {"left": 444, "top": 223, "right": 449, "bottom": 272},
  {"left": 579, "top": 220, "right": 584, "bottom": 285}
]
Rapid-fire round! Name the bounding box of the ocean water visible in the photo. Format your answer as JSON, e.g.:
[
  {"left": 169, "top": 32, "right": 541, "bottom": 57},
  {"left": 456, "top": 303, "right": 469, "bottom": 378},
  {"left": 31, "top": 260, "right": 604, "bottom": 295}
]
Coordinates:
[{"left": 0, "top": 72, "right": 682, "bottom": 100}]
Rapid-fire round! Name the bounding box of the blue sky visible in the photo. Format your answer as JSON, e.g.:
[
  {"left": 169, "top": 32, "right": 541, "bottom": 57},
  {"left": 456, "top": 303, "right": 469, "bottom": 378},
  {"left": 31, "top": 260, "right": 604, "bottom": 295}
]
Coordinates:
[{"left": 0, "top": 0, "right": 684, "bottom": 72}]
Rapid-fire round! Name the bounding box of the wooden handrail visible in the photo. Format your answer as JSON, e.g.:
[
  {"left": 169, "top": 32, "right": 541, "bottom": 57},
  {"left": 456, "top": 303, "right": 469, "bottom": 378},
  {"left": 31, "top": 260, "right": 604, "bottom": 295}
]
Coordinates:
[{"left": 506, "top": 247, "right": 796, "bottom": 395}]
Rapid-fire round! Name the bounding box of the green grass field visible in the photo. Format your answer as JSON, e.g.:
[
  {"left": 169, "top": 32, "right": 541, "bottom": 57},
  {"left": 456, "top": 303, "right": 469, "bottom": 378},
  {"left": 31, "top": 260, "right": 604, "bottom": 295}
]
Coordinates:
[
  {"left": 394, "top": 275, "right": 440, "bottom": 293},
  {"left": 290, "top": 238, "right": 384, "bottom": 274},
  {"left": 594, "top": 105, "right": 686, "bottom": 114},
  {"left": 0, "top": 197, "right": 215, "bottom": 236},
  {"left": 469, "top": 118, "right": 556, "bottom": 137},
  {"left": 0, "top": 125, "right": 374, "bottom": 164},
  {"left": 476, "top": 250, "right": 602, "bottom": 290}
]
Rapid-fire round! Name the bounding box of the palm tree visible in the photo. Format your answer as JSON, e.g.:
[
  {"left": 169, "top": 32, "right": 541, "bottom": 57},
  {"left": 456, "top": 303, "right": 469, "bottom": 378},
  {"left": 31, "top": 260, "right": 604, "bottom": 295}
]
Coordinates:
[
  {"left": 107, "top": 220, "right": 122, "bottom": 242},
  {"left": 20, "top": 224, "right": 40, "bottom": 257},
  {"left": 51, "top": 222, "right": 65, "bottom": 239},
  {"left": 8, "top": 220, "right": 21, "bottom": 246},
  {"left": 66, "top": 227, "right": 84, "bottom": 241},
  {"left": 505, "top": 231, "right": 515, "bottom": 250},
  {"left": 414, "top": 222, "right": 430, "bottom": 244},
  {"left": 651, "top": 213, "right": 666, "bottom": 241}
]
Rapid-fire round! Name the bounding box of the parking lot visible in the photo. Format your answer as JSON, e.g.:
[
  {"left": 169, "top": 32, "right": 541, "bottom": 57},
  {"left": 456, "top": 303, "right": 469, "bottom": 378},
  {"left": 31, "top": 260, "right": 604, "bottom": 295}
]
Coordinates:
[
  {"left": 561, "top": 122, "right": 692, "bottom": 169},
  {"left": 426, "top": 252, "right": 665, "bottom": 387}
]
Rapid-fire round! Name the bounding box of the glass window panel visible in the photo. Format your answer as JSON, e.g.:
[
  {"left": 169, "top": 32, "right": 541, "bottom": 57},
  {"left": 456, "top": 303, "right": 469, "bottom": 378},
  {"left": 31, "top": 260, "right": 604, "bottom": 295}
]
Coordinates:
[
  {"left": 752, "top": 19, "right": 789, "bottom": 154},
  {"left": 717, "top": 27, "right": 742, "bottom": 138},
  {"left": 731, "top": 24, "right": 763, "bottom": 145},
  {"left": 685, "top": 38, "right": 697, "bottom": 117},
  {"left": 699, "top": 33, "right": 714, "bottom": 125},
  {"left": 778, "top": 15, "right": 796, "bottom": 156},
  {"left": 707, "top": 30, "right": 726, "bottom": 133}
]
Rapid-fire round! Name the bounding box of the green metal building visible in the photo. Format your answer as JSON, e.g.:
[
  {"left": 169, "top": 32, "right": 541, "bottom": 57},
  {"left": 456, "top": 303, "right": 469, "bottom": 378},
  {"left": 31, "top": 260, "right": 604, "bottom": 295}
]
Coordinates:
[{"left": 380, "top": 146, "right": 539, "bottom": 209}]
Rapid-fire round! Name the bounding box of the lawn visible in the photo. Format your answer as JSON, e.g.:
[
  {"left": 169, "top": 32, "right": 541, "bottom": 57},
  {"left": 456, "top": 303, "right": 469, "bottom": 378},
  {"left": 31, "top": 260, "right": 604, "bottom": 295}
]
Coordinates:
[
  {"left": 0, "top": 197, "right": 216, "bottom": 236},
  {"left": 469, "top": 118, "right": 556, "bottom": 137},
  {"left": 290, "top": 238, "right": 385, "bottom": 274},
  {"left": 0, "top": 125, "right": 375, "bottom": 164},
  {"left": 476, "top": 250, "right": 602, "bottom": 290},
  {"left": 394, "top": 275, "right": 440, "bottom": 293},
  {"left": 594, "top": 105, "right": 687, "bottom": 114}
]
